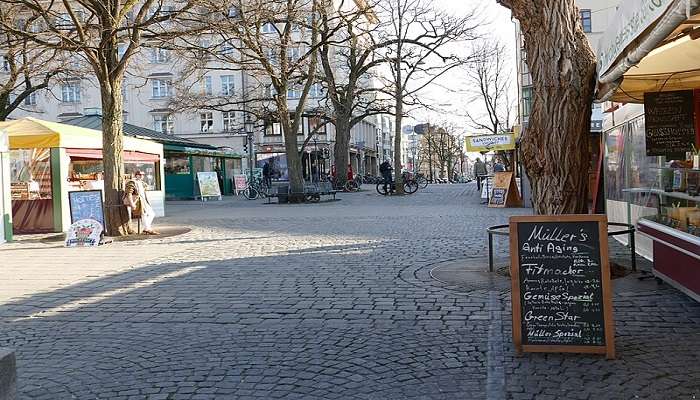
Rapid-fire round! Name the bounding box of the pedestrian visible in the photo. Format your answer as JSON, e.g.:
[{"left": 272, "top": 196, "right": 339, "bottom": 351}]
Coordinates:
[
  {"left": 347, "top": 163, "right": 354, "bottom": 182},
  {"left": 474, "top": 157, "right": 488, "bottom": 191},
  {"left": 262, "top": 161, "right": 272, "bottom": 187},
  {"left": 494, "top": 157, "right": 506, "bottom": 172},
  {"left": 379, "top": 159, "right": 393, "bottom": 194},
  {"left": 123, "top": 170, "right": 158, "bottom": 235}
]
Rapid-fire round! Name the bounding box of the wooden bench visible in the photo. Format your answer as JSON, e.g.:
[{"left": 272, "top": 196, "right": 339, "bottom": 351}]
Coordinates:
[{"left": 266, "top": 183, "right": 339, "bottom": 204}]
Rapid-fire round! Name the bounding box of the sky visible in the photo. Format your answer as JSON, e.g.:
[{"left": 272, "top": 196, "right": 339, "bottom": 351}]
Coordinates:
[{"left": 406, "top": 1, "right": 517, "bottom": 135}]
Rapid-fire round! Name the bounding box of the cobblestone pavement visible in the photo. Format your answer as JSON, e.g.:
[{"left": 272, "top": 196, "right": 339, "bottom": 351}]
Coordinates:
[{"left": 1, "top": 184, "right": 699, "bottom": 400}]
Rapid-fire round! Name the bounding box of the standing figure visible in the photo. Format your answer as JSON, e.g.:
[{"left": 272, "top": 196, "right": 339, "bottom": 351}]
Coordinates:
[
  {"left": 474, "top": 157, "right": 488, "bottom": 191},
  {"left": 262, "top": 161, "right": 272, "bottom": 187},
  {"left": 123, "top": 170, "right": 159, "bottom": 235},
  {"left": 379, "top": 159, "right": 393, "bottom": 194}
]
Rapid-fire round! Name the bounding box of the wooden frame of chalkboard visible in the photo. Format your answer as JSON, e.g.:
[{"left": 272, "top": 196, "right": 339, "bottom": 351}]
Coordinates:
[
  {"left": 509, "top": 215, "right": 615, "bottom": 359},
  {"left": 68, "top": 190, "right": 105, "bottom": 227}
]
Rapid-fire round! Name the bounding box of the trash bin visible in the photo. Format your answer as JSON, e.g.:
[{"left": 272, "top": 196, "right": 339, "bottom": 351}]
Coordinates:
[{"left": 278, "top": 184, "right": 290, "bottom": 203}]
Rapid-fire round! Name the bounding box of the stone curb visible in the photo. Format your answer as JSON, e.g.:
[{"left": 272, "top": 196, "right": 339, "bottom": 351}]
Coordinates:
[{"left": 0, "top": 348, "right": 16, "bottom": 400}]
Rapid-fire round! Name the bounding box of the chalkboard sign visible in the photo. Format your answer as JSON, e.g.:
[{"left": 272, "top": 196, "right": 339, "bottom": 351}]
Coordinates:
[
  {"left": 644, "top": 90, "right": 696, "bottom": 157},
  {"left": 509, "top": 215, "right": 615, "bottom": 359},
  {"left": 68, "top": 190, "right": 105, "bottom": 227}
]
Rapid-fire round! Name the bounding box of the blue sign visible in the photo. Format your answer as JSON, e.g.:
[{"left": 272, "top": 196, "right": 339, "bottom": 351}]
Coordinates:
[{"left": 68, "top": 190, "right": 105, "bottom": 227}]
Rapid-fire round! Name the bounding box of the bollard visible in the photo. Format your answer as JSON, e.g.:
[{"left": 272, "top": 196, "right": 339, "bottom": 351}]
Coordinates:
[{"left": 0, "top": 348, "right": 16, "bottom": 400}]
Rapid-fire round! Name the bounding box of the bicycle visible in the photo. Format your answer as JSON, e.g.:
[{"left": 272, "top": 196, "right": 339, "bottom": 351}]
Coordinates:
[
  {"left": 415, "top": 173, "right": 428, "bottom": 189},
  {"left": 376, "top": 176, "right": 418, "bottom": 195},
  {"left": 243, "top": 177, "right": 270, "bottom": 200}
]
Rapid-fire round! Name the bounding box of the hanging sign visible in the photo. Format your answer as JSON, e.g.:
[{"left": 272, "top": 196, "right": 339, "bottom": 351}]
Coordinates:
[
  {"left": 489, "top": 172, "right": 521, "bottom": 208},
  {"left": 509, "top": 215, "right": 615, "bottom": 359},
  {"left": 466, "top": 134, "right": 516, "bottom": 152},
  {"left": 68, "top": 190, "right": 105, "bottom": 227},
  {"left": 644, "top": 90, "right": 696, "bottom": 157}
]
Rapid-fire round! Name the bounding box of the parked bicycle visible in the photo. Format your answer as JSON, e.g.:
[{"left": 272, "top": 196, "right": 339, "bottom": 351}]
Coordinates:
[
  {"left": 376, "top": 172, "right": 418, "bottom": 195},
  {"left": 243, "top": 177, "right": 270, "bottom": 200}
]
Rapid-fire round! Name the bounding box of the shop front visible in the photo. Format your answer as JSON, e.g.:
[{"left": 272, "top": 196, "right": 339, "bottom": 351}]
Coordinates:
[
  {"left": 164, "top": 145, "right": 243, "bottom": 199},
  {"left": 0, "top": 117, "right": 164, "bottom": 234},
  {"left": 597, "top": 0, "right": 700, "bottom": 301},
  {"left": 0, "top": 130, "right": 11, "bottom": 243}
]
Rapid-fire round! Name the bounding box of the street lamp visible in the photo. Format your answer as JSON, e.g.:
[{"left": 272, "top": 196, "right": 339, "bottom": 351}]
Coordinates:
[{"left": 244, "top": 115, "right": 255, "bottom": 186}]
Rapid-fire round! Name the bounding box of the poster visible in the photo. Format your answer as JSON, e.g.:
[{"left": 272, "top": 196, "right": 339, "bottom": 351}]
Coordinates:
[
  {"left": 196, "top": 172, "right": 222, "bottom": 198},
  {"left": 65, "top": 219, "right": 103, "bottom": 247}
]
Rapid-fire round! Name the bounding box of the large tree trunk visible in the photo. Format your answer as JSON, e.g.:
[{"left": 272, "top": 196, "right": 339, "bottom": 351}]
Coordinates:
[
  {"left": 279, "top": 106, "right": 305, "bottom": 202},
  {"left": 100, "top": 79, "right": 130, "bottom": 236},
  {"left": 499, "top": 0, "right": 596, "bottom": 214},
  {"left": 333, "top": 118, "right": 350, "bottom": 187}
]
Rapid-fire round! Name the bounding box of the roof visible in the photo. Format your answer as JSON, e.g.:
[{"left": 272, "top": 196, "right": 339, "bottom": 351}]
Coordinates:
[
  {"left": 61, "top": 115, "right": 217, "bottom": 149},
  {"left": 0, "top": 117, "right": 161, "bottom": 155}
]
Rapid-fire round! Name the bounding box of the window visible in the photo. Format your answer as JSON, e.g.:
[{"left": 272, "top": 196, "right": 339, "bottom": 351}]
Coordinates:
[
  {"left": 61, "top": 81, "right": 81, "bottom": 103},
  {"left": 522, "top": 87, "right": 532, "bottom": 118},
  {"left": 200, "top": 112, "right": 213, "bottom": 132},
  {"left": 220, "top": 41, "right": 235, "bottom": 55},
  {"left": 223, "top": 111, "right": 236, "bottom": 132},
  {"left": 203, "top": 76, "right": 213, "bottom": 95},
  {"left": 265, "top": 48, "right": 279, "bottom": 66},
  {"left": 149, "top": 47, "right": 170, "bottom": 63},
  {"left": 580, "top": 9, "right": 592, "bottom": 33},
  {"left": 266, "top": 122, "right": 282, "bottom": 136},
  {"left": 227, "top": 6, "right": 240, "bottom": 18},
  {"left": 310, "top": 83, "right": 324, "bottom": 98},
  {"left": 1, "top": 55, "right": 9, "bottom": 72},
  {"left": 287, "top": 46, "right": 302, "bottom": 64},
  {"left": 151, "top": 79, "right": 171, "bottom": 98},
  {"left": 261, "top": 22, "right": 275, "bottom": 34},
  {"left": 24, "top": 92, "right": 37, "bottom": 106},
  {"left": 221, "top": 75, "right": 235, "bottom": 96},
  {"left": 287, "top": 84, "right": 301, "bottom": 99},
  {"left": 165, "top": 154, "right": 190, "bottom": 174},
  {"left": 55, "top": 13, "right": 74, "bottom": 29},
  {"left": 153, "top": 114, "right": 174, "bottom": 134}
]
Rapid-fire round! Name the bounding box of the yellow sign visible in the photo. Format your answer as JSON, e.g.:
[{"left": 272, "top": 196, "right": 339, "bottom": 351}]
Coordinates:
[{"left": 465, "top": 134, "right": 516, "bottom": 152}]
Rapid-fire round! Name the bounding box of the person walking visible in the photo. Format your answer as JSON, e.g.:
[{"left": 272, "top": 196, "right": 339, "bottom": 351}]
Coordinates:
[
  {"left": 493, "top": 157, "right": 506, "bottom": 172},
  {"left": 379, "top": 159, "right": 393, "bottom": 194},
  {"left": 474, "top": 157, "right": 488, "bottom": 191}
]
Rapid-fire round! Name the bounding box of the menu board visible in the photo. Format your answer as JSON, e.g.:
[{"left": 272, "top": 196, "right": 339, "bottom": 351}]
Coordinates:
[
  {"left": 644, "top": 90, "right": 696, "bottom": 157},
  {"left": 509, "top": 215, "right": 615, "bottom": 359},
  {"left": 68, "top": 190, "right": 105, "bottom": 227}
]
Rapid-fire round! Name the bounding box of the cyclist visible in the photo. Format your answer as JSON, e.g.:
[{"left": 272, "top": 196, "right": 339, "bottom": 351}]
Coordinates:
[{"left": 379, "top": 159, "right": 393, "bottom": 194}]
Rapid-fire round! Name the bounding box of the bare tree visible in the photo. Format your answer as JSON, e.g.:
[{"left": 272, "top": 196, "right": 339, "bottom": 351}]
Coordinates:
[
  {"left": 498, "top": 0, "right": 595, "bottom": 214},
  {"left": 374, "top": 0, "right": 478, "bottom": 193},
  {"left": 419, "top": 124, "right": 461, "bottom": 180},
  {"left": 172, "top": 0, "right": 323, "bottom": 201},
  {"left": 316, "top": 0, "right": 392, "bottom": 186},
  {"left": 0, "top": 6, "right": 72, "bottom": 121},
  {"left": 0, "top": 0, "right": 197, "bottom": 234},
  {"left": 464, "top": 40, "right": 513, "bottom": 135}
]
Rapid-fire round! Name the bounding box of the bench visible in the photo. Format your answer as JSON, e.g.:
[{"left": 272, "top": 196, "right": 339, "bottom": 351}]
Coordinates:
[{"left": 266, "top": 182, "right": 339, "bottom": 204}]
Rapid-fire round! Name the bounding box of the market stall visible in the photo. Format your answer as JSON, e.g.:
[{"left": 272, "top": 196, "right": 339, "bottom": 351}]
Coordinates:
[
  {"left": 0, "top": 130, "right": 11, "bottom": 243},
  {"left": 597, "top": 0, "right": 700, "bottom": 301},
  {"left": 0, "top": 117, "right": 164, "bottom": 234}
]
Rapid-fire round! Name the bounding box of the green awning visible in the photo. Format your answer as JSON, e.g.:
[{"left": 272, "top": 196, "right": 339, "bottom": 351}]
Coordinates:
[{"left": 164, "top": 144, "right": 243, "bottom": 158}]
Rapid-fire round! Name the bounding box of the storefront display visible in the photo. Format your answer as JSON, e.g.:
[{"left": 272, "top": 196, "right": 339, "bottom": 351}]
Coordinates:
[
  {"left": 597, "top": 3, "right": 700, "bottom": 302},
  {"left": 0, "top": 117, "right": 165, "bottom": 234}
]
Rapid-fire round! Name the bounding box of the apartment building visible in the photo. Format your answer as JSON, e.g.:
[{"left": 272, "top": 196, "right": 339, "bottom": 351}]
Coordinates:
[{"left": 4, "top": 0, "right": 386, "bottom": 181}]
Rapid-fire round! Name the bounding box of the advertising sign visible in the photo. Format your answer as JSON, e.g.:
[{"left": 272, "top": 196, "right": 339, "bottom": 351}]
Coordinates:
[
  {"left": 234, "top": 175, "right": 248, "bottom": 191},
  {"left": 196, "top": 172, "right": 222, "bottom": 198},
  {"left": 65, "top": 219, "right": 103, "bottom": 247},
  {"left": 509, "top": 215, "right": 615, "bottom": 359},
  {"left": 466, "top": 134, "right": 516, "bottom": 152},
  {"left": 68, "top": 190, "right": 105, "bottom": 228}
]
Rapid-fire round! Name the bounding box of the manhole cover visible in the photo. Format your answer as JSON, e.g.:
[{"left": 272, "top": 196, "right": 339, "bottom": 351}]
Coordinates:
[{"left": 430, "top": 258, "right": 511, "bottom": 292}]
